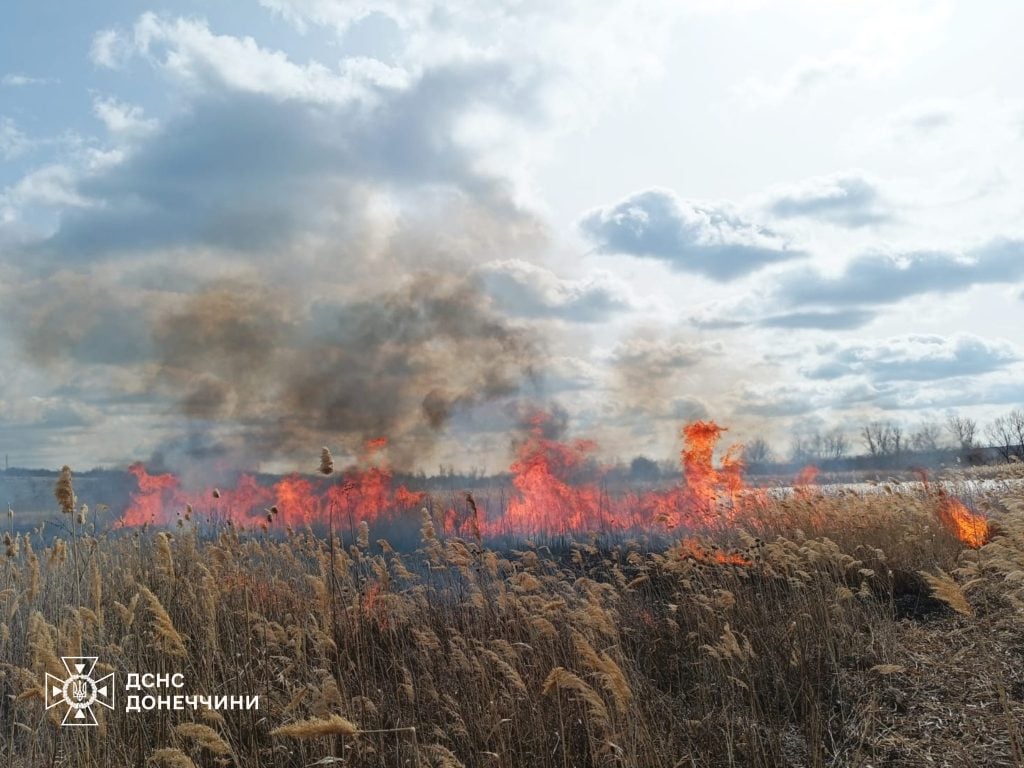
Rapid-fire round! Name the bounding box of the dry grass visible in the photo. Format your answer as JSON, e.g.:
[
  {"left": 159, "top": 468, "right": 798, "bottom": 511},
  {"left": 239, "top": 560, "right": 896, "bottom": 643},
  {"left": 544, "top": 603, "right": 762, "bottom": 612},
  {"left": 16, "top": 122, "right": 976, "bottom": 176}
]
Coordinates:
[{"left": 0, "top": 480, "right": 1023, "bottom": 766}]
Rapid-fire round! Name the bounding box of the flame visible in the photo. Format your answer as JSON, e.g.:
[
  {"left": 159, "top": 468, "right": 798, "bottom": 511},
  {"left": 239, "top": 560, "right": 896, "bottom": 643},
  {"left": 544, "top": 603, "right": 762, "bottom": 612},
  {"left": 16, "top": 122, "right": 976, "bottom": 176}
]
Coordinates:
[
  {"left": 497, "top": 412, "right": 604, "bottom": 535},
  {"left": 936, "top": 494, "right": 990, "bottom": 549},
  {"left": 122, "top": 463, "right": 180, "bottom": 526},
  {"left": 793, "top": 465, "right": 819, "bottom": 487},
  {"left": 675, "top": 537, "right": 751, "bottom": 567},
  {"left": 118, "top": 418, "right": 760, "bottom": 539}
]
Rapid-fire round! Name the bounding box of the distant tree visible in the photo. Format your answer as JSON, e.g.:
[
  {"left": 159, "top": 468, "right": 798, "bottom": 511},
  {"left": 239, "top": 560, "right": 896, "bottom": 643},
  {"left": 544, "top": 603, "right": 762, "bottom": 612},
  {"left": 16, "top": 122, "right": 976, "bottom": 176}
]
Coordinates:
[
  {"left": 891, "top": 423, "right": 904, "bottom": 455},
  {"left": 860, "top": 421, "right": 907, "bottom": 457},
  {"left": 823, "top": 428, "right": 849, "bottom": 460},
  {"left": 945, "top": 413, "right": 978, "bottom": 450},
  {"left": 862, "top": 421, "right": 890, "bottom": 456},
  {"left": 1011, "top": 409, "right": 1024, "bottom": 458},
  {"left": 743, "top": 437, "right": 774, "bottom": 467},
  {"left": 987, "top": 416, "right": 1015, "bottom": 462},
  {"left": 987, "top": 409, "right": 1024, "bottom": 461},
  {"left": 910, "top": 422, "right": 944, "bottom": 452},
  {"left": 790, "top": 431, "right": 822, "bottom": 464}
]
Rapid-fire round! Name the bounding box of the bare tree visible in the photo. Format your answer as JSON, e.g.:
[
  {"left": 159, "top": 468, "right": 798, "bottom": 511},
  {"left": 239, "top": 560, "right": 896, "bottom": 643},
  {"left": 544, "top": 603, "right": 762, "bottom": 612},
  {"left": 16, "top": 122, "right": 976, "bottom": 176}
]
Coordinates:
[
  {"left": 945, "top": 413, "right": 977, "bottom": 450},
  {"left": 985, "top": 409, "right": 1024, "bottom": 461},
  {"left": 743, "top": 437, "right": 774, "bottom": 467},
  {"left": 910, "top": 422, "right": 943, "bottom": 452},
  {"left": 823, "top": 428, "right": 849, "bottom": 460},
  {"left": 861, "top": 421, "right": 896, "bottom": 456},
  {"left": 791, "top": 431, "right": 822, "bottom": 464},
  {"left": 891, "top": 423, "right": 904, "bottom": 455},
  {"left": 861, "top": 423, "right": 880, "bottom": 457},
  {"left": 1010, "top": 409, "right": 1024, "bottom": 458},
  {"left": 986, "top": 416, "right": 1016, "bottom": 462}
]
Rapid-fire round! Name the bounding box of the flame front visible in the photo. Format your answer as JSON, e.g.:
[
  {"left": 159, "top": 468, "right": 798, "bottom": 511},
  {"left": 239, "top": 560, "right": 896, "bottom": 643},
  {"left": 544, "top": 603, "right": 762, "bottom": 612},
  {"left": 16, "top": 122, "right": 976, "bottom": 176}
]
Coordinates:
[
  {"left": 122, "top": 419, "right": 753, "bottom": 536},
  {"left": 118, "top": 418, "right": 992, "bottom": 550}
]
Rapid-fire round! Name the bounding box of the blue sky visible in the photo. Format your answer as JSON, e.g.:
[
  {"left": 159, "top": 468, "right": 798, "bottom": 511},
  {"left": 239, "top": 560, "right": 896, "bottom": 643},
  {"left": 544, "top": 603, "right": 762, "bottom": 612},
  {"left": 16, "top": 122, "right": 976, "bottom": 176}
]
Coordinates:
[{"left": 1, "top": 0, "right": 1023, "bottom": 471}]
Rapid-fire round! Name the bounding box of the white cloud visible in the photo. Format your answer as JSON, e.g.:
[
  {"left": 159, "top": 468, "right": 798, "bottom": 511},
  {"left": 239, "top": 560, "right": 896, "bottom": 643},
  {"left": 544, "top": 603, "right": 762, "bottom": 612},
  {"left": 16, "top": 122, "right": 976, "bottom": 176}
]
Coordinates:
[
  {"left": 1, "top": 73, "right": 56, "bottom": 87},
  {"left": 805, "top": 333, "right": 1020, "bottom": 382},
  {"left": 479, "top": 259, "right": 633, "bottom": 322},
  {"left": 737, "top": 1, "right": 952, "bottom": 105},
  {"left": 0, "top": 117, "right": 30, "bottom": 159},
  {"left": 6, "top": 164, "right": 94, "bottom": 208},
  {"left": 767, "top": 172, "right": 891, "bottom": 228},
  {"left": 90, "top": 29, "right": 128, "bottom": 69},
  {"left": 579, "top": 188, "right": 803, "bottom": 280},
  {"left": 96, "top": 13, "right": 408, "bottom": 104},
  {"left": 92, "top": 97, "right": 158, "bottom": 137}
]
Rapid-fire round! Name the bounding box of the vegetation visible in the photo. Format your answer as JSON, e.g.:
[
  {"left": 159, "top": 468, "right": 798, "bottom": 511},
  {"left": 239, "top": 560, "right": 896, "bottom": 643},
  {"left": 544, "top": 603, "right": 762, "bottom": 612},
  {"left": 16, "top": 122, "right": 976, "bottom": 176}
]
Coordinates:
[{"left": 2, "top": 471, "right": 1024, "bottom": 767}]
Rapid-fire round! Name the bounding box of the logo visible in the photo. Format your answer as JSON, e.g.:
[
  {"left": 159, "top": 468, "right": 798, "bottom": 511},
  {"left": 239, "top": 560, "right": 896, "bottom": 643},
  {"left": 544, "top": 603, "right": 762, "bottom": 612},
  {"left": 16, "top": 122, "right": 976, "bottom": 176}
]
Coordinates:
[{"left": 45, "top": 657, "right": 115, "bottom": 726}]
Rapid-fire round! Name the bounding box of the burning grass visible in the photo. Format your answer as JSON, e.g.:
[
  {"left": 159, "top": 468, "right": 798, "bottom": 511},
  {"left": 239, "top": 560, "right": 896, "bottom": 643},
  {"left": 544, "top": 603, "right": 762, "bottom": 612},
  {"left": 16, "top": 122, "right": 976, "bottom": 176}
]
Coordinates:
[{"left": 0, "top": 425, "right": 1021, "bottom": 766}]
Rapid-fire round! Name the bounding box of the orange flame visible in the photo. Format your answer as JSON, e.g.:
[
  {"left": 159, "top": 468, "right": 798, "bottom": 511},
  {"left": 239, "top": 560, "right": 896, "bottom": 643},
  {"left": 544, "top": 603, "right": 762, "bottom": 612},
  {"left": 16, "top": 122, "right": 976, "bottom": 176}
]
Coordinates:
[
  {"left": 119, "top": 418, "right": 760, "bottom": 539},
  {"left": 675, "top": 537, "right": 751, "bottom": 567},
  {"left": 491, "top": 411, "right": 604, "bottom": 535},
  {"left": 936, "top": 494, "right": 990, "bottom": 549}
]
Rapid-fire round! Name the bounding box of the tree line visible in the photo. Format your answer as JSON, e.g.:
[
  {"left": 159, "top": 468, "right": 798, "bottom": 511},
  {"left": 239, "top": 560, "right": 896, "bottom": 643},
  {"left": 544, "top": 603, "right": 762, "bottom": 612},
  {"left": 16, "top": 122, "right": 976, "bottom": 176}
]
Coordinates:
[{"left": 742, "top": 408, "right": 1024, "bottom": 469}]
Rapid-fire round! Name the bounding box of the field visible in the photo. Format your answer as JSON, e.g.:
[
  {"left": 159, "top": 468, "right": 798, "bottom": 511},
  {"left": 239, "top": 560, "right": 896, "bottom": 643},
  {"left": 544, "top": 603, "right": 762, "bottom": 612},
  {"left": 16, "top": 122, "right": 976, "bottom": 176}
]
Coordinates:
[{"left": 2, "top": 461, "right": 1024, "bottom": 768}]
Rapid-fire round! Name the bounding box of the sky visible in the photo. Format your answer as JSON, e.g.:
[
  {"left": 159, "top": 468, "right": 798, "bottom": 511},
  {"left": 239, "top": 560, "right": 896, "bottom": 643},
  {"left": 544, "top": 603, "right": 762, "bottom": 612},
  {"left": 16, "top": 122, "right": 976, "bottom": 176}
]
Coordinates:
[{"left": 1, "top": 0, "right": 1023, "bottom": 473}]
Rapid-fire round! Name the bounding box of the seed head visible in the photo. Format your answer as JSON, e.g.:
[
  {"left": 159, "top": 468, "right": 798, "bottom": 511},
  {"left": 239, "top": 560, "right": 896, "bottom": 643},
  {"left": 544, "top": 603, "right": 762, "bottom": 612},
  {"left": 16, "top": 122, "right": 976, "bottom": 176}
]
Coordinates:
[
  {"left": 319, "top": 447, "right": 334, "bottom": 476},
  {"left": 54, "top": 466, "right": 75, "bottom": 515}
]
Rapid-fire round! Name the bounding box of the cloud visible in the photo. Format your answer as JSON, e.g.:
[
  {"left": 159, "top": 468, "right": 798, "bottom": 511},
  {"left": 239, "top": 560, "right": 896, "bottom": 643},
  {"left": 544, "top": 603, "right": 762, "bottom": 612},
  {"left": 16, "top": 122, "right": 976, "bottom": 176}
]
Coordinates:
[
  {"left": 777, "top": 238, "right": 1024, "bottom": 307},
  {"left": 90, "top": 29, "right": 127, "bottom": 68},
  {"left": 0, "top": 118, "right": 30, "bottom": 160},
  {"left": 100, "top": 13, "right": 409, "bottom": 102},
  {"left": 2, "top": 73, "right": 56, "bottom": 87},
  {"left": 894, "top": 102, "right": 957, "bottom": 137},
  {"left": 737, "top": 1, "right": 952, "bottom": 105},
  {"left": 0, "top": 401, "right": 96, "bottom": 431},
  {"left": 736, "top": 380, "right": 876, "bottom": 417},
  {"left": 3, "top": 12, "right": 568, "bottom": 470},
  {"left": 768, "top": 172, "right": 891, "bottom": 227},
  {"left": 5, "top": 164, "right": 94, "bottom": 209},
  {"left": 31, "top": 58, "right": 536, "bottom": 259},
  {"left": 92, "top": 97, "right": 158, "bottom": 138},
  {"left": 805, "top": 333, "right": 1020, "bottom": 382},
  {"left": 868, "top": 376, "right": 1024, "bottom": 411},
  {"left": 578, "top": 188, "right": 804, "bottom": 281},
  {"left": 478, "top": 259, "right": 632, "bottom": 322},
  {"left": 759, "top": 309, "right": 875, "bottom": 330}
]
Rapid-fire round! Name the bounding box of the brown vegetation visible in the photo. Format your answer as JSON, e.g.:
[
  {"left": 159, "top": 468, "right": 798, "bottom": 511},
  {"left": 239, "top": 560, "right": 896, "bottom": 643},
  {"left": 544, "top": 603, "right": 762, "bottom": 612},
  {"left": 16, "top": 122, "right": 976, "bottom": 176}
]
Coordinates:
[{"left": 1, "top": 482, "right": 1023, "bottom": 766}]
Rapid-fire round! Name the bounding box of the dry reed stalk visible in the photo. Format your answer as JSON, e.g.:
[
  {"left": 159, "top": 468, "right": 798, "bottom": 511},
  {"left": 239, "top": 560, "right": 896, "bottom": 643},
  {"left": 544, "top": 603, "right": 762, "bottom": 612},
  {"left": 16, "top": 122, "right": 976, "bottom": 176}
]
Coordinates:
[
  {"left": 173, "top": 722, "right": 232, "bottom": 755},
  {"left": 147, "top": 748, "right": 198, "bottom": 768},
  {"left": 139, "top": 585, "right": 187, "bottom": 656},
  {"left": 271, "top": 714, "right": 359, "bottom": 738}
]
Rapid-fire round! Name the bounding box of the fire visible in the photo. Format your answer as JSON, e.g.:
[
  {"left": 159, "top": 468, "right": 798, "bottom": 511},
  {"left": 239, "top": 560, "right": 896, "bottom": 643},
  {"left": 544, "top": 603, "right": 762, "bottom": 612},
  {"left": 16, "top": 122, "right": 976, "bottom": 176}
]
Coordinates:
[
  {"left": 681, "top": 421, "right": 745, "bottom": 514},
  {"left": 675, "top": 537, "right": 752, "bottom": 567},
  {"left": 793, "top": 465, "right": 819, "bottom": 487},
  {"left": 647, "top": 421, "right": 756, "bottom": 531},
  {"left": 122, "top": 463, "right": 180, "bottom": 526},
  {"left": 497, "top": 412, "right": 604, "bottom": 535},
  {"left": 936, "top": 494, "right": 990, "bottom": 549},
  {"left": 118, "top": 418, "right": 759, "bottom": 539}
]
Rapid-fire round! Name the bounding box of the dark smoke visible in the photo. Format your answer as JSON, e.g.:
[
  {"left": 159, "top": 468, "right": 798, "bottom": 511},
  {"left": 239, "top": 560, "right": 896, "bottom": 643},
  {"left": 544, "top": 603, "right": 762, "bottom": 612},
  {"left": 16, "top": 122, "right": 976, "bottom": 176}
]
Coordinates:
[{"left": 147, "top": 271, "right": 545, "bottom": 468}]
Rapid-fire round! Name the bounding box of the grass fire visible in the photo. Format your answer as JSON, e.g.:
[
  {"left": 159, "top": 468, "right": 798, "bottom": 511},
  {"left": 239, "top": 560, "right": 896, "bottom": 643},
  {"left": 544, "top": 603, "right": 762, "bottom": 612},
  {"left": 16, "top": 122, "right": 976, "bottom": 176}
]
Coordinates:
[
  {"left": 3, "top": 418, "right": 1024, "bottom": 767},
  {"left": 4, "top": 2, "right": 1024, "bottom": 766}
]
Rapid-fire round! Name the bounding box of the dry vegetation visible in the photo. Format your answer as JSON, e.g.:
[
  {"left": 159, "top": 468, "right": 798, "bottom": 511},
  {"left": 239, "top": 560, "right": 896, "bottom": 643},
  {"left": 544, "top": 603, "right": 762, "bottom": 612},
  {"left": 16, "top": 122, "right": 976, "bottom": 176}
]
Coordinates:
[{"left": 2, "top": 482, "right": 1024, "bottom": 767}]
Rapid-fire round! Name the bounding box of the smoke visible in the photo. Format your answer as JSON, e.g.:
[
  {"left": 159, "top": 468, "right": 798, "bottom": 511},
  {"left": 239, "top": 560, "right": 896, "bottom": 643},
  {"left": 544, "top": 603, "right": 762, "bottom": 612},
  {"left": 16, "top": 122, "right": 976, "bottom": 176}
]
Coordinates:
[
  {"left": 13, "top": 271, "right": 543, "bottom": 469},
  {"left": 608, "top": 332, "right": 714, "bottom": 421}
]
